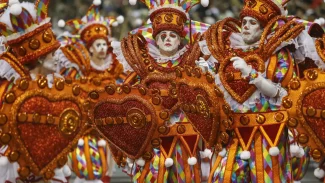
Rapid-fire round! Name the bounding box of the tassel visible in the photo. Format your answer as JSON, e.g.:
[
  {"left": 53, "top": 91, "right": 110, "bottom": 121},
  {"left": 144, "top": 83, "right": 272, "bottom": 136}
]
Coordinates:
[
  {"left": 9, "top": 0, "right": 22, "bottom": 16},
  {"left": 78, "top": 139, "right": 84, "bottom": 146},
  {"left": 136, "top": 157, "right": 145, "bottom": 167},
  {"left": 93, "top": 0, "right": 101, "bottom": 6},
  {"left": 201, "top": 0, "right": 209, "bottom": 7},
  {"left": 314, "top": 168, "right": 325, "bottom": 179},
  {"left": 165, "top": 158, "right": 174, "bottom": 167},
  {"left": 58, "top": 19, "right": 66, "bottom": 28},
  {"left": 97, "top": 139, "right": 107, "bottom": 147},
  {"left": 269, "top": 146, "right": 280, "bottom": 156},
  {"left": 129, "top": 0, "right": 137, "bottom": 5},
  {"left": 218, "top": 148, "right": 227, "bottom": 157},
  {"left": 240, "top": 150, "right": 251, "bottom": 160},
  {"left": 187, "top": 157, "right": 197, "bottom": 165},
  {"left": 117, "top": 15, "right": 124, "bottom": 24},
  {"left": 290, "top": 144, "right": 299, "bottom": 156}
]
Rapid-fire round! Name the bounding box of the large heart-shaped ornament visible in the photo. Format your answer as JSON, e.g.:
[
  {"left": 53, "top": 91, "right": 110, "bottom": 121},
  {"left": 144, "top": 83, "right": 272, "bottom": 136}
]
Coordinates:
[
  {"left": 172, "top": 67, "right": 226, "bottom": 148},
  {"left": 285, "top": 69, "right": 325, "bottom": 161},
  {"left": 219, "top": 55, "right": 265, "bottom": 104},
  {"left": 89, "top": 85, "right": 164, "bottom": 159},
  {"left": 0, "top": 78, "right": 88, "bottom": 179}
]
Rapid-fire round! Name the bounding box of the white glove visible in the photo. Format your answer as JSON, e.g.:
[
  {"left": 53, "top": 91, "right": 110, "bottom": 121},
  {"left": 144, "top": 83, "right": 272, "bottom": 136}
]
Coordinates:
[
  {"left": 231, "top": 57, "right": 252, "bottom": 78},
  {"left": 195, "top": 57, "right": 209, "bottom": 73},
  {"left": 231, "top": 57, "right": 280, "bottom": 98}
]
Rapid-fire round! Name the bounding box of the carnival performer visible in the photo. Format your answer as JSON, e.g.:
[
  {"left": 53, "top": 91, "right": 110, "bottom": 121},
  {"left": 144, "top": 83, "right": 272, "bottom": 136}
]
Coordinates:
[
  {"left": 110, "top": 0, "right": 211, "bottom": 182},
  {"left": 0, "top": 0, "right": 78, "bottom": 182},
  {"left": 56, "top": 1, "right": 127, "bottom": 182},
  {"left": 60, "top": 0, "right": 125, "bottom": 84},
  {"left": 195, "top": 0, "right": 325, "bottom": 182}
]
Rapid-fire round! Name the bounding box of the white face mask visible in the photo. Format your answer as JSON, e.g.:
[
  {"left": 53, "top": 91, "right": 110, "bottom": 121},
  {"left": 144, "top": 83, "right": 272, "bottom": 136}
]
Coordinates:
[
  {"left": 156, "top": 31, "right": 181, "bottom": 56},
  {"left": 241, "top": 16, "right": 263, "bottom": 45},
  {"left": 41, "top": 52, "right": 57, "bottom": 72},
  {"left": 89, "top": 38, "right": 108, "bottom": 60}
]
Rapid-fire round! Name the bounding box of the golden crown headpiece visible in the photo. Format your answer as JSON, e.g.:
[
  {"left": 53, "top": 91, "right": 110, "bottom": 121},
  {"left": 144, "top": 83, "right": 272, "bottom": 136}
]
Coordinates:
[
  {"left": 129, "top": 0, "right": 209, "bottom": 38},
  {"left": 0, "top": 0, "right": 60, "bottom": 65},
  {"left": 240, "top": 0, "right": 289, "bottom": 27},
  {"left": 65, "top": 0, "right": 123, "bottom": 49}
]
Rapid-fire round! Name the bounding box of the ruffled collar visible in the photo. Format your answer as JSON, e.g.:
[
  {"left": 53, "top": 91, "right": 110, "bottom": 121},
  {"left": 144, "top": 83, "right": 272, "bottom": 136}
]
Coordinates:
[
  {"left": 148, "top": 43, "right": 188, "bottom": 63},
  {"left": 90, "top": 54, "right": 113, "bottom": 71}
]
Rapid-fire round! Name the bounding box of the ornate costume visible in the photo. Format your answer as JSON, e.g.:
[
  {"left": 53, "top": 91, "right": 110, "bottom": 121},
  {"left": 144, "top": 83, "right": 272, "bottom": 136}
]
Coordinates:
[
  {"left": 60, "top": 1, "right": 125, "bottom": 84},
  {"left": 56, "top": 1, "right": 127, "bottom": 182},
  {"left": 0, "top": 0, "right": 75, "bottom": 182},
  {"left": 195, "top": 0, "right": 325, "bottom": 182},
  {"left": 109, "top": 0, "right": 215, "bottom": 182}
]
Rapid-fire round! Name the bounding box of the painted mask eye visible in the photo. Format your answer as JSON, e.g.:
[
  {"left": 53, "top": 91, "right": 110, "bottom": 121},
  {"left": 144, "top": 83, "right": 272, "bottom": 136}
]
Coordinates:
[
  {"left": 160, "top": 33, "right": 167, "bottom": 41},
  {"left": 250, "top": 20, "right": 257, "bottom": 25},
  {"left": 242, "top": 20, "right": 247, "bottom": 26},
  {"left": 170, "top": 33, "right": 177, "bottom": 38}
]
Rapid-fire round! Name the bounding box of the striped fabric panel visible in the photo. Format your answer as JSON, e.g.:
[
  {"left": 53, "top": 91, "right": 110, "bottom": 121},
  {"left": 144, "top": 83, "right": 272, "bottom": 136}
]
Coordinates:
[
  {"left": 88, "top": 136, "right": 103, "bottom": 179},
  {"left": 262, "top": 137, "right": 273, "bottom": 183}
]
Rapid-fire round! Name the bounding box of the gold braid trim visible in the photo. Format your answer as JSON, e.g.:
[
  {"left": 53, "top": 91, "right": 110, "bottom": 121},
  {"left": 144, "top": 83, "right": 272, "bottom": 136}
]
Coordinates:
[
  {"left": 127, "top": 35, "right": 141, "bottom": 66},
  {"left": 133, "top": 34, "right": 148, "bottom": 75},
  {"left": 315, "top": 35, "right": 325, "bottom": 63},
  {"left": 184, "top": 33, "right": 203, "bottom": 66},
  {"left": 265, "top": 23, "right": 304, "bottom": 58},
  {"left": 218, "top": 18, "right": 241, "bottom": 52},
  {"left": 60, "top": 46, "right": 89, "bottom": 76},
  {"left": 0, "top": 52, "right": 29, "bottom": 79},
  {"left": 207, "top": 22, "right": 223, "bottom": 61},
  {"left": 74, "top": 42, "right": 91, "bottom": 74},
  {"left": 206, "top": 18, "right": 241, "bottom": 63},
  {"left": 121, "top": 35, "right": 147, "bottom": 77},
  {"left": 259, "top": 16, "right": 288, "bottom": 53}
]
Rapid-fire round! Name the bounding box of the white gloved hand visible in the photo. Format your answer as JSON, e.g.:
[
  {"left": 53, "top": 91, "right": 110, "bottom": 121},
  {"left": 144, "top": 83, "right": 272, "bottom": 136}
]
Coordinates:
[
  {"left": 231, "top": 57, "right": 252, "bottom": 78},
  {"left": 195, "top": 57, "right": 209, "bottom": 73}
]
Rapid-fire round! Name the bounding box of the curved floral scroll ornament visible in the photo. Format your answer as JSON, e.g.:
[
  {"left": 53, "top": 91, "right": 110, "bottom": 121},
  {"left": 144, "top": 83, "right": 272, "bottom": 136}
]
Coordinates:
[
  {"left": 170, "top": 66, "right": 228, "bottom": 149},
  {"left": 0, "top": 77, "right": 88, "bottom": 180},
  {"left": 285, "top": 69, "right": 325, "bottom": 162}
]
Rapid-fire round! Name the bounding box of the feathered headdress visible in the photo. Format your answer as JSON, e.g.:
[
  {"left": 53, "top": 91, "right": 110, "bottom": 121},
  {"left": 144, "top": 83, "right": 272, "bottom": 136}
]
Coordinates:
[
  {"left": 130, "top": 0, "right": 209, "bottom": 38},
  {"left": 64, "top": 0, "right": 122, "bottom": 49},
  {"left": 0, "top": 0, "right": 60, "bottom": 65}
]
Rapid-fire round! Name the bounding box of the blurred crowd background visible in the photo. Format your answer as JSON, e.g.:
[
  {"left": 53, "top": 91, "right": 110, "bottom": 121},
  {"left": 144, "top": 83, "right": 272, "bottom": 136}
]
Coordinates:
[{"left": 23, "top": 0, "right": 325, "bottom": 40}]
